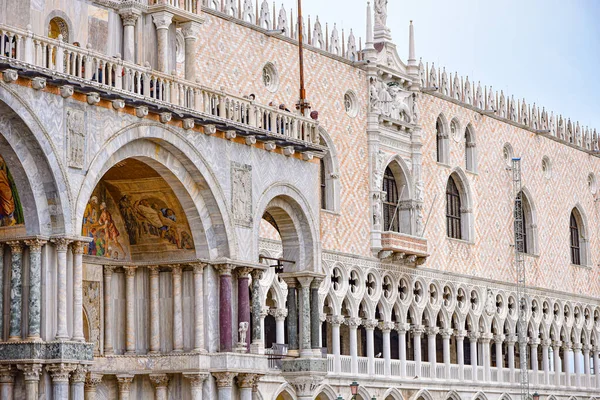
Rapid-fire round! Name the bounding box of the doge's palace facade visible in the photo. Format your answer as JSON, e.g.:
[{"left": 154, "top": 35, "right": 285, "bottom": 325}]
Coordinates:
[{"left": 0, "top": 1, "right": 598, "bottom": 400}]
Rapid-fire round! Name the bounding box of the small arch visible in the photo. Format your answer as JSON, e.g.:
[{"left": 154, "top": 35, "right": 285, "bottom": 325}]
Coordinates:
[
  {"left": 473, "top": 392, "right": 489, "bottom": 400},
  {"left": 411, "top": 389, "right": 434, "bottom": 400},
  {"left": 315, "top": 384, "right": 337, "bottom": 400},
  {"left": 383, "top": 388, "right": 404, "bottom": 400},
  {"left": 465, "top": 124, "right": 477, "bottom": 172},
  {"left": 436, "top": 114, "right": 450, "bottom": 164},
  {"left": 446, "top": 390, "right": 462, "bottom": 400},
  {"left": 570, "top": 205, "right": 589, "bottom": 266},
  {"left": 45, "top": 11, "right": 74, "bottom": 43},
  {"left": 273, "top": 383, "right": 296, "bottom": 400},
  {"left": 446, "top": 169, "right": 474, "bottom": 241}
]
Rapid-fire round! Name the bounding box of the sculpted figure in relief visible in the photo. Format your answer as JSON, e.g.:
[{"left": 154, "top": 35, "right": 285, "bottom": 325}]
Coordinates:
[
  {"left": 441, "top": 68, "right": 449, "bottom": 96},
  {"left": 374, "top": 0, "right": 388, "bottom": 28},
  {"left": 388, "top": 84, "right": 412, "bottom": 122},
  {"left": 498, "top": 91, "right": 506, "bottom": 118},
  {"left": 485, "top": 289, "right": 495, "bottom": 316},
  {"left": 429, "top": 63, "right": 438, "bottom": 88},
  {"left": 453, "top": 73, "right": 461, "bottom": 100},
  {"left": 369, "top": 78, "right": 380, "bottom": 113},
  {"left": 373, "top": 192, "right": 382, "bottom": 227},
  {"left": 464, "top": 77, "right": 472, "bottom": 105},
  {"left": 373, "top": 150, "right": 385, "bottom": 188}
]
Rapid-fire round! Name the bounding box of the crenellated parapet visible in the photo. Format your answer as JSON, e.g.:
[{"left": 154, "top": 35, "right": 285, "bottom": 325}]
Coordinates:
[{"left": 420, "top": 61, "right": 600, "bottom": 154}]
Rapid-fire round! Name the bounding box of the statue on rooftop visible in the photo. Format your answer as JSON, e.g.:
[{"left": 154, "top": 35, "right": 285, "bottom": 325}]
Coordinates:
[{"left": 374, "top": 0, "right": 388, "bottom": 28}]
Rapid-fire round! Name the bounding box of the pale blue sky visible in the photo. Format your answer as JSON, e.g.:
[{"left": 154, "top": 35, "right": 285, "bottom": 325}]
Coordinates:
[{"left": 279, "top": 0, "right": 600, "bottom": 130}]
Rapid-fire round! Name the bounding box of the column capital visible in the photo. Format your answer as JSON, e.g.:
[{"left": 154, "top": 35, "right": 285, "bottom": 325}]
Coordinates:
[
  {"left": 540, "top": 339, "right": 552, "bottom": 347},
  {"left": 152, "top": 11, "right": 173, "bottom": 30},
  {"left": 506, "top": 334, "right": 518, "bottom": 345},
  {"left": 327, "top": 315, "right": 345, "bottom": 326},
  {"left": 310, "top": 276, "right": 324, "bottom": 289},
  {"left": 250, "top": 268, "right": 264, "bottom": 280},
  {"left": 6, "top": 240, "right": 23, "bottom": 253},
  {"left": 363, "top": 319, "right": 378, "bottom": 330},
  {"left": 270, "top": 308, "right": 288, "bottom": 321},
  {"left": 119, "top": 8, "right": 141, "bottom": 27},
  {"left": 296, "top": 275, "right": 314, "bottom": 289},
  {"left": 116, "top": 374, "right": 134, "bottom": 391},
  {"left": 216, "top": 263, "right": 233, "bottom": 276},
  {"left": 288, "top": 375, "right": 325, "bottom": 397},
  {"left": 562, "top": 341, "right": 572, "bottom": 351},
  {"left": 493, "top": 334, "right": 506, "bottom": 344},
  {"left": 237, "top": 373, "right": 261, "bottom": 389},
  {"left": 480, "top": 332, "right": 493, "bottom": 343},
  {"left": 412, "top": 325, "right": 425, "bottom": 336},
  {"left": 573, "top": 342, "right": 583, "bottom": 351},
  {"left": 455, "top": 329, "right": 468, "bottom": 339},
  {"left": 346, "top": 317, "right": 362, "bottom": 328},
  {"left": 552, "top": 340, "right": 563, "bottom": 349},
  {"left": 85, "top": 373, "right": 103, "bottom": 390},
  {"left": 379, "top": 321, "right": 395, "bottom": 332},
  {"left": 51, "top": 237, "right": 72, "bottom": 251},
  {"left": 395, "top": 322, "right": 411, "bottom": 333},
  {"left": 46, "top": 363, "right": 76, "bottom": 382},
  {"left": 24, "top": 238, "right": 47, "bottom": 253},
  {"left": 71, "top": 241, "right": 86, "bottom": 255},
  {"left": 236, "top": 267, "right": 253, "bottom": 278},
  {"left": 70, "top": 365, "right": 88, "bottom": 383},
  {"left": 123, "top": 265, "right": 137, "bottom": 276},
  {"left": 441, "top": 329, "right": 454, "bottom": 340},
  {"left": 183, "top": 372, "right": 209, "bottom": 387},
  {"left": 530, "top": 338, "right": 541, "bottom": 347},
  {"left": 149, "top": 374, "right": 169, "bottom": 388},
  {"left": 213, "top": 371, "right": 237, "bottom": 388},
  {"left": 0, "top": 366, "right": 15, "bottom": 383},
  {"left": 180, "top": 21, "right": 203, "bottom": 39},
  {"left": 582, "top": 344, "right": 592, "bottom": 352},
  {"left": 425, "top": 326, "right": 440, "bottom": 336},
  {"left": 17, "top": 363, "right": 42, "bottom": 381},
  {"left": 104, "top": 265, "right": 117, "bottom": 275},
  {"left": 148, "top": 265, "right": 160, "bottom": 276},
  {"left": 191, "top": 262, "right": 206, "bottom": 274},
  {"left": 467, "top": 331, "right": 481, "bottom": 341}
]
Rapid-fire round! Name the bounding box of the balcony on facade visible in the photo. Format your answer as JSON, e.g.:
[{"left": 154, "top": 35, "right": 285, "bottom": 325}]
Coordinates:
[{"left": 380, "top": 231, "right": 428, "bottom": 263}]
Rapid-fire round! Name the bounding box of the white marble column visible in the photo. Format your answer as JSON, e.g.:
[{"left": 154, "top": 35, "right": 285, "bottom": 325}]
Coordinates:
[
  {"left": 0, "top": 244, "right": 4, "bottom": 340},
  {"left": 0, "top": 366, "right": 15, "bottom": 400},
  {"left": 541, "top": 339, "right": 550, "bottom": 385},
  {"left": 183, "top": 373, "right": 208, "bottom": 400},
  {"left": 413, "top": 326, "right": 424, "bottom": 377},
  {"left": 53, "top": 238, "right": 72, "bottom": 340},
  {"left": 213, "top": 372, "right": 236, "bottom": 400},
  {"left": 456, "top": 331, "right": 466, "bottom": 381},
  {"left": 193, "top": 263, "right": 206, "bottom": 352},
  {"left": 573, "top": 342, "right": 582, "bottom": 387},
  {"left": 329, "top": 316, "right": 344, "bottom": 373},
  {"left": 103, "top": 266, "right": 115, "bottom": 354},
  {"left": 84, "top": 373, "right": 103, "bottom": 400},
  {"left": 148, "top": 266, "right": 160, "bottom": 353},
  {"left": 530, "top": 339, "right": 540, "bottom": 385},
  {"left": 553, "top": 341, "right": 562, "bottom": 386},
  {"left": 468, "top": 332, "right": 479, "bottom": 381},
  {"left": 24, "top": 239, "right": 45, "bottom": 341},
  {"left": 481, "top": 333, "right": 492, "bottom": 382},
  {"left": 583, "top": 344, "right": 591, "bottom": 387},
  {"left": 119, "top": 10, "right": 140, "bottom": 63},
  {"left": 237, "top": 374, "right": 260, "bottom": 400},
  {"left": 116, "top": 375, "right": 134, "bottom": 400},
  {"left": 442, "top": 329, "right": 452, "bottom": 380},
  {"left": 7, "top": 241, "right": 23, "bottom": 341},
  {"left": 563, "top": 342, "right": 572, "bottom": 386},
  {"left": 150, "top": 374, "right": 169, "bottom": 400},
  {"left": 273, "top": 309, "right": 287, "bottom": 344},
  {"left": 348, "top": 317, "right": 360, "bottom": 375},
  {"left": 70, "top": 365, "right": 87, "bottom": 400},
  {"left": 507, "top": 335, "right": 516, "bottom": 383},
  {"left": 180, "top": 21, "right": 202, "bottom": 81},
  {"left": 48, "top": 364, "right": 75, "bottom": 400},
  {"left": 382, "top": 321, "right": 394, "bottom": 376},
  {"left": 18, "top": 364, "right": 42, "bottom": 400},
  {"left": 365, "top": 319, "right": 377, "bottom": 376},
  {"left": 172, "top": 265, "right": 184, "bottom": 352},
  {"left": 72, "top": 241, "right": 85, "bottom": 342},
  {"left": 594, "top": 345, "right": 600, "bottom": 389},
  {"left": 152, "top": 12, "right": 173, "bottom": 73},
  {"left": 397, "top": 323, "right": 409, "bottom": 378},
  {"left": 494, "top": 334, "right": 505, "bottom": 383},
  {"left": 426, "top": 327, "right": 439, "bottom": 378},
  {"left": 123, "top": 266, "right": 137, "bottom": 355}
]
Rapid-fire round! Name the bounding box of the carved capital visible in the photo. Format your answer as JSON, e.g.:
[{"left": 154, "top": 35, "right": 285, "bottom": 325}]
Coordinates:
[
  {"left": 183, "top": 373, "right": 209, "bottom": 387},
  {"left": 149, "top": 374, "right": 169, "bottom": 388},
  {"left": 441, "top": 329, "right": 454, "bottom": 340},
  {"left": 17, "top": 364, "right": 42, "bottom": 382},
  {"left": 24, "top": 238, "right": 46, "bottom": 253},
  {"left": 216, "top": 264, "right": 233, "bottom": 276},
  {"left": 47, "top": 363, "right": 76, "bottom": 383},
  {"left": 116, "top": 375, "right": 134, "bottom": 391},
  {"left": 395, "top": 323, "right": 411, "bottom": 333},
  {"left": 180, "top": 21, "right": 202, "bottom": 39},
  {"left": 327, "top": 315, "right": 345, "bottom": 326},
  {"left": 120, "top": 10, "right": 140, "bottom": 27},
  {"left": 85, "top": 373, "right": 103, "bottom": 390},
  {"left": 270, "top": 308, "right": 288, "bottom": 321},
  {"left": 572, "top": 342, "right": 583, "bottom": 351},
  {"left": 562, "top": 341, "right": 572, "bottom": 351},
  {"left": 70, "top": 365, "right": 88, "bottom": 383},
  {"left": 51, "top": 237, "right": 72, "bottom": 252},
  {"left": 152, "top": 11, "right": 173, "bottom": 30},
  {"left": 250, "top": 269, "right": 263, "bottom": 281},
  {"left": 71, "top": 241, "right": 85, "bottom": 255},
  {"left": 236, "top": 267, "right": 252, "bottom": 278},
  {"left": 346, "top": 317, "right": 362, "bottom": 328},
  {"left": 6, "top": 240, "right": 23, "bottom": 254},
  {"left": 171, "top": 265, "right": 182, "bottom": 277},
  {"left": 288, "top": 375, "right": 324, "bottom": 397},
  {"left": 467, "top": 331, "right": 481, "bottom": 341},
  {"left": 454, "top": 329, "right": 468, "bottom": 339},
  {"left": 190, "top": 262, "right": 206, "bottom": 274},
  {"left": 237, "top": 373, "right": 261, "bottom": 389},
  {"left": 123, "top": 265, "right": 137, "bottom": 277},
  {"left": 493, "top": 334, "right": 506, "bottom": 344},
  {"left": 103, "top": 265, "right": 117, "bottom": 276},
  {"left": 213, "top": 372, "right": 236, "bottom": 388},
  {"left": 148, "top": 265, "right": 160, "bottom": 276},
  {"left": 552, "top": 340, "right": 562, "bottom": 349},
  {"left": 411, "top": 325, "right": 425, "bottom": 336},
  {"left": 0, "top": 366, "right": 15, "bottom": 383},
  {"left": 425, "top": 327, "right": 440, "bottom": 337},
  {"left": 363, "top": 319, "right": 378, "bottom": 330}
]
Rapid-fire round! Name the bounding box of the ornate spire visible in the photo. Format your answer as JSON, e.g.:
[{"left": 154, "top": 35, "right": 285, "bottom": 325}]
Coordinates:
[{"left": 365, "top": 1, "right": 374, "bottom": 51}]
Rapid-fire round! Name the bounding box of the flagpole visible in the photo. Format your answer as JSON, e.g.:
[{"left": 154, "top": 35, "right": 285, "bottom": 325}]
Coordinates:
[{"left": 296, "top": 0, "right": 310, "bottom": 115}]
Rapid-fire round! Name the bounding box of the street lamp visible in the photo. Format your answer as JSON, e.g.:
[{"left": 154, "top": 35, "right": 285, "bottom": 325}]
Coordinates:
[
  {"left": 350, "top": 381, "right": 359, "bottom": 399},
  {"left": 533, "top": 393, "right": 540, "bottom": 400}
]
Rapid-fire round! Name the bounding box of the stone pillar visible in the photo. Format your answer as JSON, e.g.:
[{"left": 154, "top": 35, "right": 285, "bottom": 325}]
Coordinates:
[
  {"left": 413, "top": 326, "right": 424, "bottom": 377},
  {"left": 442, "top": 329, "right": 452, "bottom": 380},
  {"left": 152, "top": 12, "right": 173, "bottom": 73},
  {"left": 456, "top": 330, "right": 466, "bottom": 381},
  {"left": 594, "top": 345, "right": 600, "bottom": 389},
  {"left": 192, "top": 263, "right": 206, "bottom": 353},
  {"left": 123, "top": 266, "right": 137, "bottom": 355},
  {"left": 84, "top": 373, "right": 103, "bottom": 400},
  {"left": 150, "top": 374, "right": 169, "bottom": 400},
  {"left": 426, "top": 327, "right": 439, "bottom": 378},
  {"left": 0, "top": 366, "right": 15, "bottom": 400},
  {"left": 468, "top": 332, "right": 479, "bottom": 381},
  {"left": 237, "top": 374, "right": 260, "bottom": 400},
  {"left": 481, "top": 333, "right": 492, "bottom": 382},
  {"left": 273, "top": 309, "right": 287, "bottom": 344},
  {"left": 72, "top": 241, "right": 85, "bottom": 341},
  {"left": 583, "top": 344, "right": 591, "bottom": 387},
  {"left": 507, "top": 335, "right": 516, "bottom": 383},
  {"left": 120, "top": 10, "right": 139, "bottom": 63},
  {"left": 285, "top": 279, "right": 298, "bottom": 353},
  {"left": 310, "top": 278, "right": 322, "bottom": 355},
  {"left": 541, "top": 339, "right": 551, "bottom": 385},
  {"left": 218, "top": 264, "right": 233, "bottom": 352},
  {"left": 116, "top": 375, "right": 134, "bottom": 400},
  {"left": 296, "top": 276, "right": 313, "bottom": 357},
  {"left": 53, "top": 238, "right": 71, "bottom": 340},
  {"left": 213, "top": 372, "right": 236, "bottom": 400},
  {"left": 103, "top": 266, "right": 115, "bottom": 354},
  {"left": 0, "top": 244, "right": 3, "bottom": 340},
  {"left": 237, "top": 267, "right": 252, "bottom": 352},
  {"left": 183, "top": 373, "right": 208, "bottom": 400},
  {"left": 365, "top": 319, "right": 377, "bottom": 376},
  {"left": 382, "top": 321, "right": 394, "bottom": 376},
  {"left": 180, "top": 21, "right": 202, "bottom": 81},
  {"left": 172, "top": 265, "right": 184, "bottom": 352},
  {"left": 397, "top": 323, "right": 409, "bottom": 378},
  {"left": 7, "top": 241, "right": 23, "bottom": 341},
  {"left": 148, "top": 266, "right": 160, "bottom": 353},
  {"left": 348, "top": 317, "right": 360, "bottom": 375},
  {"left": 552, "top": 341, "right": 562, "bottom": 386},
  {"left": 494, "top": 334, "right": 505, "bottom": 383},
  {"left": 329, "top": 315, "right": 344, "bottom": 373},
  {"left": 70, "top": 365, "right": 87, "bottom": 400},
  {"left": 18, "top": 364, "right": 42, "bottom": 400},
  {"left": 573, "top": 342, "right": 582, "bottom": 387},
  {"left": 530, "top": 339, "right": 540, "bottom": 385},
  {"left": 563, "top": 342, "right": 572, "bottom": 386},
  {"left": 24, "top": 239, "right": 45, "bottom": 340},
  {"left": 47, "top": 364, "right": 75, "bottom": 400}
]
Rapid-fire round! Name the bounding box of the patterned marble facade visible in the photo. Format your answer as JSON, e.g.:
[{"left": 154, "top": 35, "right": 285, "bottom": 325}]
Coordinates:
[{"left": 0, "top": 1, "right": 598, "bottom": 400}]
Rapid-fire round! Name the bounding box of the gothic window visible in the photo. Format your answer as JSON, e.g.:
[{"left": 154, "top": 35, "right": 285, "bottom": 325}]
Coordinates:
[
  {"left": 318, "top": 129, "right": 340, "bottom": 212},
  {"left": 570, "top": 211, "right": 581, "bottom": 265},
  {"left": 320, "top": 159, "right": 327, "bottom": 210},
  {"left": 436, "top": 116, "right": 449, "bottom": 164},
  {"left": 515, "top": 190, "right": 537, "bottom": 255},
  {"left": 465, "top": 125, "right": 476, "bottom": 172},
  {"left": 446, "top": 177, "right": 461, "bottom": 239},
  {"left": 383, "top": 167, "right": 399, "bottom": 232}
]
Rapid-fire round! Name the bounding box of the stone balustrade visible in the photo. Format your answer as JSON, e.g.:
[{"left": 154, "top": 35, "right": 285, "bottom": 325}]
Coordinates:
[{"left": 0, "top": 23, "right": 320, "bottom": 147}]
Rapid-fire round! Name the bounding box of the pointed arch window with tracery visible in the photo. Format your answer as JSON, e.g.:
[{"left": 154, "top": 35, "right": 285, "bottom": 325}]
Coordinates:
[
  {"left": 446, "top": 177, "right": 461, "bottom": 239},
  {"left": 382, "top": 167, "right": 399, "bottom": 232}
]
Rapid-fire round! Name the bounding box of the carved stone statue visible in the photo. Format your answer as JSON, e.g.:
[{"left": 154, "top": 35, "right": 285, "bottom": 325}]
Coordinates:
[
  {"left": 509, "top": 96, "right": 517, "bottom": 121},
  {"left": 369, "top": 78, "right": 380, "bottom": 113},
  {"left": 475, "top": 82, "right": 483, "bottom": 109},
  {"left": 374, "top": 0, "right": 388, "bottom": 28},
  {"left": 498, "top": 91, "right": 506, "bottom": 118},
  {"left": 464, "top": 77, "right": 472, "bottom": 105},
  {"left": 453, "top": 73, "right": 461, "bottom": 100},
  {"left": 540, "top": 108, "right": 548, "bottom": 130},
  {"left": 418, "top": 59, "right": 425, "bottom": 87},
  {"left": 373, "top": 150, "right": 385, "bottom": 188},
  {"left": 389, "top": 85, "right": 412, "bottom": 122},
  {"left": 487, "top": 86, "right": 495, "bottom": 111},
  {"left": 429, "top": 63, "right": 437, "bottom": 88},
  {"left": 441, "top": 68, "right": 449, "bottom": 96},
  {"left": 238, "top": 321, "right": 249, "bottom": 347},
  {"left": 373, "top": 192, "right": 382, "bottom": 228}
]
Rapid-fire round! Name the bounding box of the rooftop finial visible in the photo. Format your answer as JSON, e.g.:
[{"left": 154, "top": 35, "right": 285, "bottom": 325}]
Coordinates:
[
  {"left": 365, "top": 1, "right": 375, "bottom": 51},
  {"left": 408, "top": 20, "right": 416, "bottom": 66}
]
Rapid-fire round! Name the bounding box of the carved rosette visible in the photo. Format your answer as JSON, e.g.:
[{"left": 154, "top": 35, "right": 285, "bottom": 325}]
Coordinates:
[
  {"left": 237, "top": 373, "right": 261, "bottom": 388},
  {"left": 149, "top": 374, "right": 169, "bottom": 388},
  {"left": 213, "top": 372, "right": 237, "bottom": 388}
]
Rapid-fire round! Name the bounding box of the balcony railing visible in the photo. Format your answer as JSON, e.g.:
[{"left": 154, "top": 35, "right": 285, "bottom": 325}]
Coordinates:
[
  {"left": 0, "top": 24, "right": 319, "bottom": 146},
  {"left": 380, "top": 231, "right": 429, "bottom": 260},
  {"left": 326, "top": 355, "right": 600, "bottom": 391}
]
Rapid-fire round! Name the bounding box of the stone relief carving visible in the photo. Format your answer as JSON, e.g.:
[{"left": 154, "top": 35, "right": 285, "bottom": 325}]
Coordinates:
[
  {"left": 485, "top": 289, "right": 495, "bottom": 316},
  {"left": 231, "top": 162, "right": 253, "bottom": 227},
  {"left": 372, "top": 192, "right": 382, "bottom": 228},
  {"left": 66, "top": 108, "right": 86, "bottom": 169},
  {"left": 370, "top": 79, "right": 415, "bottom": 123},
  {"left": 373, "top": 150, "right": 385, "bottom": 189},
  {"left": 83, "top": 280, "right": 101, "bottom": 355}
]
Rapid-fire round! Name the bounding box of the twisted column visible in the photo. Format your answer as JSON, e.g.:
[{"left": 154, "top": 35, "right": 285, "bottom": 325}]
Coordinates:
[
  {"left": 7, "top": 241, "right": 23, "bottom": 341},
  {"left": 192, "top": 263, "right": 206, "bottom": 352},
  {"left": 150, "top": 374, "right": 169, "bottom": 400},
  {"left": 217, "top": 264, "right": 233, "bottom": 352},
  {"left": 148, "top": 266, "right": 160, "bottom": 353},
  {"left": 24, "top": 239, "right": 45, "bottom": 340},
  {"left": 172, "top": 265, "right": 184, "bottom": 352},
  {"left": 184, "top": 373, "right": 209, "bottom": 400},
  {"left": 116, "top": 375, "right": 134, "bottom": 400},
  {"left": 250, "top": 269, "right": 264, "bottom": 354},
  {"left": 84, "top": 373, "right": 103, "bottom": 400},
  {"left": 53, "top": 238, "right": 72, "bottom": 340},
  {"left": 123, "top": 266, "right": 137, "bottom": 354},
  {"left": 103, "top": 266, "right": 115, "bottom": 354},
  {"left": 72, "top": 241, "right": 85, "bottom": 341}
]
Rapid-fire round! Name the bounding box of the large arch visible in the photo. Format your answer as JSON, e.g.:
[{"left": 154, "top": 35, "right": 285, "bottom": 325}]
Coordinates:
[
  {"left": 76, "top": 123, "right": 235, "bottom": 259},
  {"left": 0, "top": 83, "right": 72, "bottom": 235},
  {"left": 253, "top": 183, "right": 319, "bottom": 272}
]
